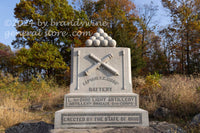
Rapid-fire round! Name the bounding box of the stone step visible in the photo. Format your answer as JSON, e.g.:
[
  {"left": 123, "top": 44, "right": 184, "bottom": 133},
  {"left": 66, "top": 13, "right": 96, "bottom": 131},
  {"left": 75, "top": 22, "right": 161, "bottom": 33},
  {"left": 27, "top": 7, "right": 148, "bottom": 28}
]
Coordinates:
[
  {"left": 64, "top": 93, "right": 139, "bottom": 108},
  {"left": 55, "top": 108, "right": 149, "bottom": 128}
]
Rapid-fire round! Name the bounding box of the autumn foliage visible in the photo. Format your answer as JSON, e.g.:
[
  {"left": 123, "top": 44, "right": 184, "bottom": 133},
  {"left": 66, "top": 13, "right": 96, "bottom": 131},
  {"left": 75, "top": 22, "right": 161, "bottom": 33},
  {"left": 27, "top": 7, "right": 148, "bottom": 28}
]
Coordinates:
[{"left": 0, "top": 0, "right": 200, "bottom": 82}]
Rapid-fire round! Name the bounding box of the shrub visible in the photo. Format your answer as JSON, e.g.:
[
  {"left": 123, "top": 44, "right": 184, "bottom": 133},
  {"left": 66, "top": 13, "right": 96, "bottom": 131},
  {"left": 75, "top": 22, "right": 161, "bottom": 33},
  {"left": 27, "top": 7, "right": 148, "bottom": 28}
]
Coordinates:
[
  {"left": 134, "top": 75, "right": 200, "bottom": 118},
  {"left": 0, "top": 73, "right": 68, "bottom": 130},
  {"left": 0, "top": 98, "right": 40, "bottom": 129}
]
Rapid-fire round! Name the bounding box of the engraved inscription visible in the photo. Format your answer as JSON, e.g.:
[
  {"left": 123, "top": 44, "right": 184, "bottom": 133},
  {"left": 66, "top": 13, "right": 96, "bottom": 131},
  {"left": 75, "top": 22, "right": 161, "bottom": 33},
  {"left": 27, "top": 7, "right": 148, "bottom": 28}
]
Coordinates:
[
  {"left": 89, "top": 87, "right": 112, "bottom": 92},
  {"left": 83, "top": 76, "right": 119, "bottom": 86},
  {"left": 65, "top": 96, "right": 137, "bottom": 107},
  {"left": 61, "top": 113, "right": 142, "bottom": 125}
]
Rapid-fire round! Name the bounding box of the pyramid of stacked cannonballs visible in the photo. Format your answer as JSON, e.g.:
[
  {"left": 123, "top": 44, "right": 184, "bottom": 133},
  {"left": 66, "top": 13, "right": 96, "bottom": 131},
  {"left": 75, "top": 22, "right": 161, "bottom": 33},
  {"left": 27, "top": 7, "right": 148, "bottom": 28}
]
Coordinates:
[{"left": 85, "top": 28, "right": 117, "bottom": 47}]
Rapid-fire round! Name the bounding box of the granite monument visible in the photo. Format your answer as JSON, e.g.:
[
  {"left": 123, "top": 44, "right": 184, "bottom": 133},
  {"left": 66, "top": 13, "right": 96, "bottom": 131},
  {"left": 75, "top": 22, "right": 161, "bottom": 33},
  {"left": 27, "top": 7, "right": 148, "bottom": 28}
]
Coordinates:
[{"left": 54, "top": 28, "right": 149, "bottom": 128}]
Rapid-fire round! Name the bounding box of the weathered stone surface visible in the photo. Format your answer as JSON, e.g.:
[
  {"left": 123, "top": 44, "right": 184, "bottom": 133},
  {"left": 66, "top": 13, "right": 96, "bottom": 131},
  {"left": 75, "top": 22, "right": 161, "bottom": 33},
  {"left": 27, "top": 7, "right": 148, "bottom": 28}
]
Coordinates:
[
  {"left": 29, "top": 104, "right": 43, "bottom": 111},
  {"left": 149, "top": 121, "right": 186, "bottom": 133},
  {"left": 5, "top": 121, "right": 54, "bottom": 133},
  {"left": 190, "top": 113, "right": 200, "bottom": 125},
  {"left": 6, "top": 121, "right": 185, "bottom": 133},
  {"left": 51, "top": 121, "right": 186, "bottom": 133},
  {"left": 51, "top": 128, "right": 113, "bottom": 133}
]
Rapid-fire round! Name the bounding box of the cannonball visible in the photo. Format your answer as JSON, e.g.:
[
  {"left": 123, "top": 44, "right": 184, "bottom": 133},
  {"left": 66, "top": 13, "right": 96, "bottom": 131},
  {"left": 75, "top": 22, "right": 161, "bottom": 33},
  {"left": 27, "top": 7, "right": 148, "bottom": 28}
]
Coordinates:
[
  {"left": 101, "top": 40, "right": 108, "bottom": 47},
  {"left": 94, "top": 32, "right": 100, "bottom": 38},
  {"left": 90, "top": 36, "right": 96, "bottom": 41},
  {"left": 97, "top": 28, "right": 104, "bottom": 33},
  {"left": 100, "top": 33, "right": 108, "bottom": 38},
  {"left": 97, "top": 36, "right": 104, "bottom": 41},
  {"left": 105, "top": 36, "right": 112, "bottom": 41},
  {"left": 85, "top": 39, "right": 93, "bottom": 47},
  {"left": 108, "top": 39, "right": 117, "bottom": 47},
  {"left": 93, "top": 39, "right": 100, "bottom": 47}
]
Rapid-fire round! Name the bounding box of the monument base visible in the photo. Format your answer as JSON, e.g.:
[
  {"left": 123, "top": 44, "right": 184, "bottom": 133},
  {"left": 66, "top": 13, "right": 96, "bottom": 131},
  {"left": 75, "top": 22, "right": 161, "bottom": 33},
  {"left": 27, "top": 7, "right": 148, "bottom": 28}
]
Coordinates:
[
  {"left": 55, "top": 93, "right": 149, "bottom": 128},
  {"left": 55, "top": 108, "right": 149, "bottom": 128}
]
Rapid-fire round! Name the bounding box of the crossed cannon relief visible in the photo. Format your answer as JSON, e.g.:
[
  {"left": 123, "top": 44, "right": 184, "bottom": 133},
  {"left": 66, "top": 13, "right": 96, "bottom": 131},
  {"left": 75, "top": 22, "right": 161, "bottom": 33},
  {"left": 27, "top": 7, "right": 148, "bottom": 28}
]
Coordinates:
[{"left": 84, "top": 53, "right": 119, "bottom": 76}]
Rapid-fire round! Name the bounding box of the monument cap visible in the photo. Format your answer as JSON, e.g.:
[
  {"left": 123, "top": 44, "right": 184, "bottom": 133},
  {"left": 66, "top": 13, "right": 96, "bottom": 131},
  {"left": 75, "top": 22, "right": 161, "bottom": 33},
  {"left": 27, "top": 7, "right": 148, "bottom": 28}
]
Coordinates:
[{"left": 85, "top": 28, "right": 117, "bottom": 47}]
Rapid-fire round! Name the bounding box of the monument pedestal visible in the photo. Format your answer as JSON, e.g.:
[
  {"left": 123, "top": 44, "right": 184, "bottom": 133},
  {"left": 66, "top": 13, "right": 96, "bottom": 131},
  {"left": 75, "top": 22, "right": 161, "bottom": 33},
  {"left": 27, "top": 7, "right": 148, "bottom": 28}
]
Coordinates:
[
  {"left": 55, "top": 28, "right": 149, "bottom": 128},
  {"left": 55, "top": 93, "right": 149, "bottom": 128},
  {"left": 55, "top": 108, "right": 148, "bottom": 128}
]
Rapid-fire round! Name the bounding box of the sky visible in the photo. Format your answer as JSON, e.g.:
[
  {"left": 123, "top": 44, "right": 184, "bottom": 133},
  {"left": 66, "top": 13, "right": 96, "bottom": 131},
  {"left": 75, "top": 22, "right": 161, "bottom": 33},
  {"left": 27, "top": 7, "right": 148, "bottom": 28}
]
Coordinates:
[
  {"left": 0, "top": 0, "right": 171, "bottom": 50},
  {"left": 134, "top": 0, "right": 171, "bottom": 26},
  {"left": 0, "top": 0, "right": 20, "bottom": 49}
]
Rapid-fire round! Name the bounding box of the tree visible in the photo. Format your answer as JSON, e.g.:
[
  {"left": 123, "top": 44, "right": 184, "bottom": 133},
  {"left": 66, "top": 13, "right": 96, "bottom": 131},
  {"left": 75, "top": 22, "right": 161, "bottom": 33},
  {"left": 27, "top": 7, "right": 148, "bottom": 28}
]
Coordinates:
[
  {"left": 14, "top": 42, "right": 67, "bottom": 81},
  {"left": 80, "top": 0, "right": 139, "bottom": 42},
  {"left": 80, "top": 0, "right": 147, "bottom": 76},
  {"left": 161, "top": 0, "right": 200, "bottom": 75},
  {"left": 147, "top": 35, "right": 168, "bottom": 74},
  {"left": 13, "top": 0, "right": 89, "bottom": 63},
  {"left": 114, "top": 27, "right": 145, "bottom": 76},
  {"left": 137, "top": 1, "right": 158, "bottom": 57},
  {"left": 0, "top": 43, "right": 14, "bottom": 74},
  {"left": 159, "top": 26, "right": 180, "bottom": 73}
]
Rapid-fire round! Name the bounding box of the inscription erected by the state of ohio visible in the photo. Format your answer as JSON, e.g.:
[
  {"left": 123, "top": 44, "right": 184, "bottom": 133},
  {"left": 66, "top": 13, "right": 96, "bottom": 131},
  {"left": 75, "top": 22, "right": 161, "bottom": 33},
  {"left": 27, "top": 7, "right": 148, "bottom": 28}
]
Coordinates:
[
  {"left": 61, "top": 113, "right": 142, "bottom": 125},
  {"left": 65, "top": 96, "right": 137, "bottom": 107}
]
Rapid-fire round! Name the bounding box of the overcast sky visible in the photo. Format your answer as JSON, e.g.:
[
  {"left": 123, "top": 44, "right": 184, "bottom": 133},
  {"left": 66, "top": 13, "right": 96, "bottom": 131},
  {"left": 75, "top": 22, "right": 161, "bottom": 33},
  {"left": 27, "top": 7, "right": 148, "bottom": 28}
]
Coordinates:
[{"left": 0, "top": 0, "right": 171, "bottom": 50}]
